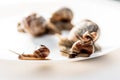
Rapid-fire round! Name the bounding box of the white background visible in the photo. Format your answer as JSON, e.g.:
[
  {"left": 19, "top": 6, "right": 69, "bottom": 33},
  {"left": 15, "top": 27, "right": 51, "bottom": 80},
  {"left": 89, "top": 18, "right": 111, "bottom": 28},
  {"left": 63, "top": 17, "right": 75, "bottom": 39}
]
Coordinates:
[{"left": 0, "top": 0, "right": 120, "bottom": 80}]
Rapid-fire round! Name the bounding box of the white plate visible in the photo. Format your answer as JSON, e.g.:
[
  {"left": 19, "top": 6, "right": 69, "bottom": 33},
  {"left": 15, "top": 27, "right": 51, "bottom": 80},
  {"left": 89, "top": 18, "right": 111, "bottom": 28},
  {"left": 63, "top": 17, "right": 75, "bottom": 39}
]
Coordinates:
[{"left": 0, "top": 0, "right": 119, "bottom": 62}]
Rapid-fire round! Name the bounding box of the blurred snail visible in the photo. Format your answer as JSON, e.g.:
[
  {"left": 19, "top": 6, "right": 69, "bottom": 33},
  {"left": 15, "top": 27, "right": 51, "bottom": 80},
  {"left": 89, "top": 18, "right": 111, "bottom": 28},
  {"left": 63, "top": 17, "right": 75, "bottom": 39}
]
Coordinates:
[
  {"left": 17, "top": 7, "right": 74, "bottom": 36},
  {"left": 57, "top": 19, "right": 100, "bottom": 58},
  {"left": 17, "top": 13, "right": 47, "bottom": 37},
  {"left": 45, "top": 21, "right": 62, "bottom": 34},
  {"left": 9, "top": 45, "right": 50, "bottom": 60},
  {"left": 47, "top": 7, "right": 74, "bottom": 34},
  {"left": 69, "top": 40, "right": 94, "bottom": 58},
  {"left": 55, "top": 34, "right": 73, "bottom": 57},
  {"left": 68, "top": 19, "right": 100, "bottom": 43}
]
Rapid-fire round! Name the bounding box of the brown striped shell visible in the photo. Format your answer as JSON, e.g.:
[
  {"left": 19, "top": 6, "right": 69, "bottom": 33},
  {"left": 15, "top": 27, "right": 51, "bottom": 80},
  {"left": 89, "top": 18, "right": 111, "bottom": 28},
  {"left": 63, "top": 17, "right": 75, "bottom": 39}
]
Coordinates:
[
  {"left": 33, "top": 45, "right": 50, "bottom": 58},
  {"left": 69, "top": 40, "right": 94, "bottom": 58},
  {"left": 17, "top": 13, "right": 47, "bottom": 37},
  {"left": 18, "top": 45, "right": 50, "bottom": 60}
]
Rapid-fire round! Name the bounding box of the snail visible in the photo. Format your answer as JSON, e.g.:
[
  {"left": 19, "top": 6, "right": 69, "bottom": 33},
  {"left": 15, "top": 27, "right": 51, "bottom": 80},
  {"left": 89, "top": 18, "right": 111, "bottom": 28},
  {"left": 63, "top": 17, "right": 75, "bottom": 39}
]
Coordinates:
[
  {"left": 57, "top": 19, "right": 100, "bottom": 58},
  {"left": 69, "top": 38, "right": 94, "bottom": 58},
  {"left": 47, "top": 7, "right": 74, "bottom": 33},
  {"left": 68, "top": 19, "right": 100, "bottom": 42},
  {"left": 9, "top": 45, "right": 50, "bottom": 60},
  {"left": 17, "top": 13, "right": 47, "bottom": 37}
]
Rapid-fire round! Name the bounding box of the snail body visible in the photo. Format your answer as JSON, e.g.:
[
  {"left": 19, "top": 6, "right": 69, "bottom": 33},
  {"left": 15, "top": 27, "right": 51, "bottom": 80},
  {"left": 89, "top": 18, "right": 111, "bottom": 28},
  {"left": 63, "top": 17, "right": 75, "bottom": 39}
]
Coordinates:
[{"left": 18, "top": 45, "right": 50, "bottom": 60}]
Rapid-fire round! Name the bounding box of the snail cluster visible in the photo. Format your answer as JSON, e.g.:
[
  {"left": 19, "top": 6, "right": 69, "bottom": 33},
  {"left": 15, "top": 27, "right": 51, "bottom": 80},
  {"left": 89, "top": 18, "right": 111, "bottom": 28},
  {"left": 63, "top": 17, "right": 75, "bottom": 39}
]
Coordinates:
[
  {"left": 17, "top": 7, "right": 73, "bottom": 36},
  {"left": 58, "top": 19, "right": 100, "bottom": 58},
  {"left": 15, "top": 7, "right": 100, "bottom": 60}
]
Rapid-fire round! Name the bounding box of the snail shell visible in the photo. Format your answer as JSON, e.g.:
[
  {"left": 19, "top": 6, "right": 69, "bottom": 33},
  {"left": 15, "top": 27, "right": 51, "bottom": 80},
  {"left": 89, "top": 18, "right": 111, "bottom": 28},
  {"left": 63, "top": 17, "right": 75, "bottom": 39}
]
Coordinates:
[
  {"left": 17, "top": 13, "right": 47, "bottom": 37},
  {"left": 68, "top": 19, "right": 100, "bottom": 42},
  {"left": 18, "top": 45, "right": 50, "bottom": 60},
  {"left": 50, "top": 7, "right": 74, "bottom": 31},
  {"left": 69, "top": 40, "right": 94, "bottom": 58},
  {"left": 33, "top": 45, "right": 50, "bottom": 58}
]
